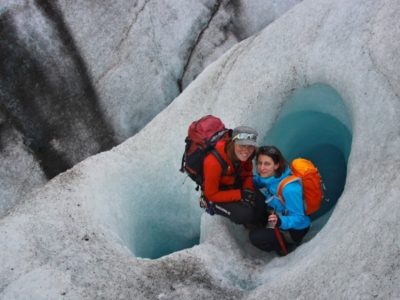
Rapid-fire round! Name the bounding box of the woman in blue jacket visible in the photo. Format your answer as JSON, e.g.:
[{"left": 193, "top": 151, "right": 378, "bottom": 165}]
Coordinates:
[{"left": 249, "top": 146, "right": 310, "bottom": 254}]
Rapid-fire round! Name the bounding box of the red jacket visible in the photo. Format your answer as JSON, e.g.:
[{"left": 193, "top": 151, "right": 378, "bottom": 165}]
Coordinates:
[{"left": 203, "top": 140, "right": 254, "bottom": 203}]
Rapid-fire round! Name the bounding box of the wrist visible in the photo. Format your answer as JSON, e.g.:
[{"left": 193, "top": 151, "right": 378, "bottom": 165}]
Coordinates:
[{"left": 276, "top": 216, "right": 281, "bottom": 227}]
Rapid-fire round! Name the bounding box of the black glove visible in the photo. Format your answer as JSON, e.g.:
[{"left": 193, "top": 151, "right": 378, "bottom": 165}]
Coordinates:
[{"left": 241, "top": 189, "right": 255, "bottom": 207}]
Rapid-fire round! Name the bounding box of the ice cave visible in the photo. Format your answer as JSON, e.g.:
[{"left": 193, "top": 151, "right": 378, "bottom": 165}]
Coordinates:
[
  {"left": 1, "top": 0, "right": 399, "bottom": 299},
  {"left": 133, "top": 83, "right": 353, "bottom": 259}
]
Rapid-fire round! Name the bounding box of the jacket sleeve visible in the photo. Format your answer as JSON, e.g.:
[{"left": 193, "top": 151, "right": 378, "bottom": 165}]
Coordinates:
[
  {"left": 203, "top": 154, "right": 242, "bottom": 203},
  {"left": 278, "top": 182, "right": 311, "bottom": 230}
]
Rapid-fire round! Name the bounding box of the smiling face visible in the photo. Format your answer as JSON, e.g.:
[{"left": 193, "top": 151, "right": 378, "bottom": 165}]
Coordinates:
[
  {"left": 256, "top": 154, "right": 279, "bottom": 178},
  {"left": 233, "top": 143, "right": 255, "bottom": 162}
]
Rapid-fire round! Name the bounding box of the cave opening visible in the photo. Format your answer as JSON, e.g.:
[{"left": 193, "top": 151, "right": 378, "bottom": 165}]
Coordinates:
[
  {"left": 263, "top": 83, "right": 352, "bottom": 236},
  {"left": 132, "top": 83, "right": 352, "bottom": 259}
]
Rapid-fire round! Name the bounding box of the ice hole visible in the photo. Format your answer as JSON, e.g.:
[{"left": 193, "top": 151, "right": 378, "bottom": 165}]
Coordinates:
[
  {"left": 264, "top": 83, "right": 352, "bottom": 236},
  {"left": 114, "top": 83, "right": 351, "bottom": 260}
]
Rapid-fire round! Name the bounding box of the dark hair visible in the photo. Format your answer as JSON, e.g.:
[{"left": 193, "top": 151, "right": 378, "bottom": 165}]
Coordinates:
[{"left": 256, "top": 145, "right": 288, "bottom": 177}]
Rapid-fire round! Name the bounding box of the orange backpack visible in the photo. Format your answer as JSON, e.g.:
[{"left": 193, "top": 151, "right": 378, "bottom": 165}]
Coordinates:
[{"left": 277, "top": 158, "right": 324, "bottom": 215}]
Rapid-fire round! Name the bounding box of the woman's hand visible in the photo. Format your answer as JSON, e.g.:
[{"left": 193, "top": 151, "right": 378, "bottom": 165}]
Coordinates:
[{"left": 268, "top": 213, "right": 279, "bottom": 228}]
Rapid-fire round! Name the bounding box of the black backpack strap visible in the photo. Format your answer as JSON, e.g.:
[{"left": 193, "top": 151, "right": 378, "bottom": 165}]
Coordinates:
[
  {"left": 180, "top": 152, "right": 185, "bottom": 173},
  {"left": 210, "top": 149, "right": 241, "bottom": 188},
  {"left": 179, "top": 137, "right": 190, "bottom": 173},
  {"left": 210, "top": 149, "right": 228, "bottom": 176},
  {"left": 232, "top": 161, "right": 242, "bottom": 188}
]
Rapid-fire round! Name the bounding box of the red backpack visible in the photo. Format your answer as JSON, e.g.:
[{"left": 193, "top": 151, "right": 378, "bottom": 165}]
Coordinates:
[
  {"left": 277, "top": 158, "right": 324, "bottom": 215},
  {"left": 180, "top": 115, "right": 231, "bottom": 190}
]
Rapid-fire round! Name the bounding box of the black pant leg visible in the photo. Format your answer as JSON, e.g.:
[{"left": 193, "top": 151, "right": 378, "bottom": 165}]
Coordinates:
[
  {"left": 250, "top": 227, "right": 310, "bottom": 253},
  {"left": 213, "top": 201, "right": 256, "bottom": 225},
  {"left": 253, "top": 189, "right": 268, "bottom": 226},
  {"left": 249, "top": 227, "right": 280, "bottom": 252},
  {"left": 288, "top": 227, "right": 310, "bottom": 245}
]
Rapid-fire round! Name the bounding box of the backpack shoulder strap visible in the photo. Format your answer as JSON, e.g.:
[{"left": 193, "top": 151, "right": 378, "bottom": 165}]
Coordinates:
[
  {"left": 179, "top": 137, "right": 191, "bottom": 173},
  {"left": 210, "top": 149, "right": 228, "bottom": 176},
  {"left": 276, "top": 175, "right": 300, "bottom": 205}
]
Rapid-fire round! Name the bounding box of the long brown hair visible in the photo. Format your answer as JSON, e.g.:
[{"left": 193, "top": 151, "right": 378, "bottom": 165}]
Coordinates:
[
  {"left": 256, "top": 145, "right": 288, "bottom": 177},
  {"left": 226, "top": 139, "right": 237, "bottom": 161}
]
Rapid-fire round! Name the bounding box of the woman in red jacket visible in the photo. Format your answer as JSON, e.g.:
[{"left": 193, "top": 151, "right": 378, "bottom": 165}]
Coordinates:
[{"left": 202, "top": 126, "right": 267, "bottom": 225}]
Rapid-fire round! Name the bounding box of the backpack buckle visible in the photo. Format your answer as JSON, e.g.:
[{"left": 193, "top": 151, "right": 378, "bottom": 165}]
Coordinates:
[
  {"left": 199, "top": 195, "right": 207, "bottom": 208},
  {"left": 199, "top": 195, "right": 215, "bottom": 215}
]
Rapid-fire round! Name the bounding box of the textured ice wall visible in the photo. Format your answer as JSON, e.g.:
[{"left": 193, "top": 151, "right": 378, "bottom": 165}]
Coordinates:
[
  {"left": 51, "top": 0, "right": 302, "bottom": 139},
  {"left": 0, "top": 0, "right": 399, "bottom": 299},
  {"left": 0, "top": 0, "right": 300, "bottom": 217}
]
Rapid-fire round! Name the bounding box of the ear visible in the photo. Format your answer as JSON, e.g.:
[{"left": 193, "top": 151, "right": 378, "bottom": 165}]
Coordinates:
[{"left": 274, "top": 163, "right": 280, "bottom": 171}]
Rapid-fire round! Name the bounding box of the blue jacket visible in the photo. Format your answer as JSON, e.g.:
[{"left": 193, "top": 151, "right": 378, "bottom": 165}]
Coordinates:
[{"left": 254, "top": 167, "right": 310, "bottom": 230}]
